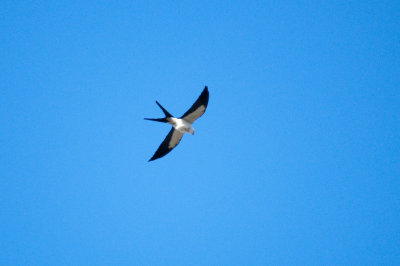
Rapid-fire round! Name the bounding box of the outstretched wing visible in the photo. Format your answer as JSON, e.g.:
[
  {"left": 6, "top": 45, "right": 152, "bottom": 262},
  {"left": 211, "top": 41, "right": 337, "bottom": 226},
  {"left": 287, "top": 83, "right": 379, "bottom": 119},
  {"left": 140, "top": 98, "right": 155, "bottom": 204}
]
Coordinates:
[
  {"left": 180, "top": 86, "right": 209, "bottom": 124},
  {"left": 149, "top": 128, "right": 184, "bottom": 161}
]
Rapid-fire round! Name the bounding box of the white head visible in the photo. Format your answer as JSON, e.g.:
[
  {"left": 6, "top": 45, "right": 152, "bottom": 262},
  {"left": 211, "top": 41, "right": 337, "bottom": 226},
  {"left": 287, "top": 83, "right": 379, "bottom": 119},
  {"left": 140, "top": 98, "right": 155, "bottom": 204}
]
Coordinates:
[{"left": 188, "top": 127, "right": 194, "bottom": 135}]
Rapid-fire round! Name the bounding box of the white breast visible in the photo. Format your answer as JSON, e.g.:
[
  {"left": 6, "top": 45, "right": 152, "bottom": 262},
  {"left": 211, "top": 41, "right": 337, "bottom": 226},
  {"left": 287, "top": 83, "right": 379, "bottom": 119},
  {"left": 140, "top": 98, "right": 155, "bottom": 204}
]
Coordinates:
[{"left": 168, "top": 118, "right": 194, "bottom": 134}]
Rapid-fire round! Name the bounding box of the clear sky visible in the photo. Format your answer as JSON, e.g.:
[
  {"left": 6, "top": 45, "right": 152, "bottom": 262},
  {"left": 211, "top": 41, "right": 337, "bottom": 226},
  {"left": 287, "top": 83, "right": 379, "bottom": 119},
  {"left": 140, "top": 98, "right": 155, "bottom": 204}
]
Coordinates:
[{"left": 1, "top": 1, "right": 399, "bottom": 265}]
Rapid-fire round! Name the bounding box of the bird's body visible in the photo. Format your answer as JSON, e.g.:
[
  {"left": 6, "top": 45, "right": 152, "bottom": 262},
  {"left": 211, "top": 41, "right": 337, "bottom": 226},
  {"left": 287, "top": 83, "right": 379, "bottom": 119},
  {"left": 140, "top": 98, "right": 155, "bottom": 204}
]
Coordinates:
[
  {"left": 167, "top": 117, "right": 194, "bottom": 135},
  {"left": 145, "top": 86, "right": 209, "bottom": 161}
]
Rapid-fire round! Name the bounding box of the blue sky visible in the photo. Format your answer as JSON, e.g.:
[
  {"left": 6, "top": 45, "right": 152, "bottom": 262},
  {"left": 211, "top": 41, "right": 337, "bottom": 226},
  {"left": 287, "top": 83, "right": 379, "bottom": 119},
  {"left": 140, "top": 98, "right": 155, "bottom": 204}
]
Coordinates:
[{"left": 1, "top": 1, "right": 399, "bottom": 265}]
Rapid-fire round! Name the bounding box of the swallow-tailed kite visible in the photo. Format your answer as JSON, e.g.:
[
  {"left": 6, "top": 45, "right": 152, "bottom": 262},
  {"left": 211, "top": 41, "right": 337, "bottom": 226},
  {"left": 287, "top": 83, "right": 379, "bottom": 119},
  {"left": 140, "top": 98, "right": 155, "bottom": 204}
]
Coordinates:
[{"left": 145, "top": 86, "right": 209, "bottom": 161}]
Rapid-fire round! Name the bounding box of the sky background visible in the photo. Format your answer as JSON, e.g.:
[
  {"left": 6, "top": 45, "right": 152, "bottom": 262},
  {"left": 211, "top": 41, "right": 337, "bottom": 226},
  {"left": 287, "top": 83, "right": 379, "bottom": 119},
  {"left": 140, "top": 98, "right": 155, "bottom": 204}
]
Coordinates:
[{"left": 1, "top": 1, "right": 399, "bottom": 265}]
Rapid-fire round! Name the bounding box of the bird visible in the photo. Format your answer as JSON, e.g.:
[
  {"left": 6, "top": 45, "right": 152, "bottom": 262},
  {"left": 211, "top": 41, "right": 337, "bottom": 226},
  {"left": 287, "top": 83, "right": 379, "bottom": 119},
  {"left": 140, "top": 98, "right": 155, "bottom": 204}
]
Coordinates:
[{"left": 144, "top": 86, "right": 209, "bottom": 161}]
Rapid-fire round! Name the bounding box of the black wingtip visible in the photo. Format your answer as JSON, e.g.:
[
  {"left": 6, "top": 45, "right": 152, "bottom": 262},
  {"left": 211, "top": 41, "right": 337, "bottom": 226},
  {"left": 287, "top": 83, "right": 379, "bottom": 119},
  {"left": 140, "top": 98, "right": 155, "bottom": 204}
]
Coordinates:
[
  {"left": 203, "top": 86, "right": 209, "bottom": 95},
  {"left": 148, "top": 154, "right": 160, "bottom": 162}
]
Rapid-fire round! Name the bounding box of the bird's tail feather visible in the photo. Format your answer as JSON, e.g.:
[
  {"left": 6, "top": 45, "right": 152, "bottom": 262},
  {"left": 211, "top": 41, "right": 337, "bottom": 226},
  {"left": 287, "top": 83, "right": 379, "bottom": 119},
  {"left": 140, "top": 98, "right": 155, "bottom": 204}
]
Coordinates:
[
  {"left": 144, "top": 118, "right": 168, "bottom": 122},
  {"left": 144, "top": 101, "right": 173, "bottom": 123},
  {"left": 155, "top": 101, "right": 173, "bottom": 118}
]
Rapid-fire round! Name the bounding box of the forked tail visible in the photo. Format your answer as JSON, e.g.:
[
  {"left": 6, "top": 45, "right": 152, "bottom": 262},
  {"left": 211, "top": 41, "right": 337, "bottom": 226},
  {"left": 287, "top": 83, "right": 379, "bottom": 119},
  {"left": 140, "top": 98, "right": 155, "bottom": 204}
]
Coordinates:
[{"left": 144, "top": 101, "right": 173, "bottom": 122}]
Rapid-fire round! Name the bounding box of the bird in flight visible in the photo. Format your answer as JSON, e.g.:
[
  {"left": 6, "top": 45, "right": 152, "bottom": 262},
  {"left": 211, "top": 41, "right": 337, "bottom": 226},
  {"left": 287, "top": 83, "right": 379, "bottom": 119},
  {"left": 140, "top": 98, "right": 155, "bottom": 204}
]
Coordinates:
[{"left": 145, "top": 86, "right": 209, "bottom": 161}]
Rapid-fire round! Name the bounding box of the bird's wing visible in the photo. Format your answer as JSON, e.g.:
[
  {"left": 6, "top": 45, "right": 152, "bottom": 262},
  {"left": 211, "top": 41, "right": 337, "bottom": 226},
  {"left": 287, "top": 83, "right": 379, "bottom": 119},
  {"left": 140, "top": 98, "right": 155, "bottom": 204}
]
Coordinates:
[
  {"left": 180, "top": 86, "right": 209, "bottom": 124},
  {"left": 149, "top": 128, "right": 184, "bottom": 161}
]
